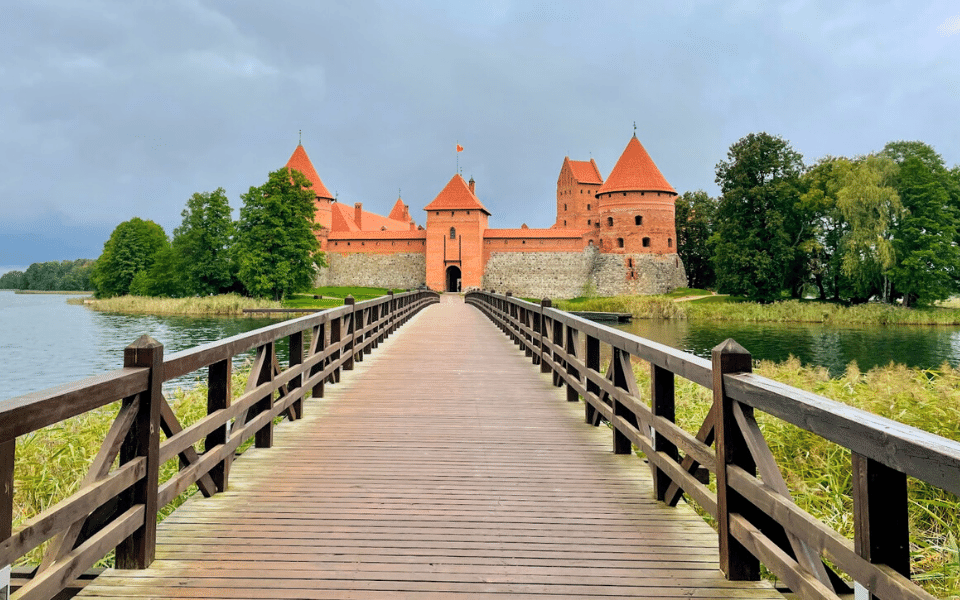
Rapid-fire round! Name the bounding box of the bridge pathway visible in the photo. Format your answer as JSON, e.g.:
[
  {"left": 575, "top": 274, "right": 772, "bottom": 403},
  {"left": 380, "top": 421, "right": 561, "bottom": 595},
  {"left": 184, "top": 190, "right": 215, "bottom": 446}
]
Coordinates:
[{"left": 80, "top": 295, "right": 782, "bottom": 599}]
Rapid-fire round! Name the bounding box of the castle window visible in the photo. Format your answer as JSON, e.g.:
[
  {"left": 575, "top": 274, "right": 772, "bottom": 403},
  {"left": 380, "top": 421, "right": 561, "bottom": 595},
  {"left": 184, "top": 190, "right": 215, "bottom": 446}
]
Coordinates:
[
  {"left": 587, "top": 204, "right": 591, "bottom": 210},
  {"left": 587, "top": 219, "right": 591, "bottom": 225},
  {"left": 451, "top": 211, "right": 454, "bottom": 216},
  {"left": 450, "top": 227, "right": 456, "bottom": 240},
  {"left": 467, "top": 211, "right": 470, "bottom": 215},
  {"left": 617, "top": 238, "right": 624, "bottom": 248},
  {"left": 642, "top": 237, "right": 650, "bottom": 247},
  {"left": 607, "top": 217, "right": 613, "bottom": 226},
  {"left": 668, "top": 238, "right": 673, "bottom": 248},
  {"left": 635, "top": 215, "right": 643, "bottom": 225},
  {"left": 627, "top": 258, "right": 633, "bottom": 267},
  {"left": 623, "top": 192, "right": 627, "bottom": 196},
  {"left": 563, "top": 220, "right": 567, "bottom": 226},
  {"left": 564, "top": 204, "right": 567, "bottom": 210}
]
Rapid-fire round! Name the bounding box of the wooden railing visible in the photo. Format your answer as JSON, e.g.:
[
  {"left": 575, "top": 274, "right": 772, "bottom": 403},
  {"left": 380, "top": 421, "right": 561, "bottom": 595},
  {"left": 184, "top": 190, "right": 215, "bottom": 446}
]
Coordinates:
[
  {"left": 466, "top": 290, "right": 960, "bottom": 600},
  {"left": 0, "top": 290, "right": 439, "bottom": 600}
]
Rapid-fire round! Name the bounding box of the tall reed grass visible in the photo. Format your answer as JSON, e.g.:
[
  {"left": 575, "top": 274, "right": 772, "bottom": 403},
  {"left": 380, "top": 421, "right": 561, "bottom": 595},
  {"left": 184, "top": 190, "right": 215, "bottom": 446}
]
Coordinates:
[
  {"left": 82, "top": 294, "right": 280, "bottom": 316},
  {"left": 630, "top": 357, "right": 959, "bottom": 597},
  {"left": 557, "top": 295, "right": 960, "bottom": 326}
]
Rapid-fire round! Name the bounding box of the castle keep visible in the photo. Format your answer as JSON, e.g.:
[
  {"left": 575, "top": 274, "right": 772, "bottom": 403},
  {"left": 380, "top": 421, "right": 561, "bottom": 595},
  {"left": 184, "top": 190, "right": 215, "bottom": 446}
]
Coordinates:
[{"left": 288, "top": 135, "right": 687, "bottom": 297}]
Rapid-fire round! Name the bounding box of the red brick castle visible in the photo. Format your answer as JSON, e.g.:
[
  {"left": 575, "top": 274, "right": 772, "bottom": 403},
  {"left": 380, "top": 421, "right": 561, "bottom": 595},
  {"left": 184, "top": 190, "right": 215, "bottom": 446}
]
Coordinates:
[{"left": 286, "top": 134, "right": 687, "bottom": 297}]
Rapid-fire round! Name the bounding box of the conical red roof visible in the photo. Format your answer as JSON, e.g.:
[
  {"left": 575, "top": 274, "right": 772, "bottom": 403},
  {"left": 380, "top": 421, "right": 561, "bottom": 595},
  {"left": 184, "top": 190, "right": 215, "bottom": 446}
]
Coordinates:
[
  {"left": 423, "top": 174, "right": 490, "bottom": 214},
  {"left": 597, "top": 136, "right": 675, "bottom": 195},
  {"left": 285, "top": 144, "right": 334, "bottom": 199}
]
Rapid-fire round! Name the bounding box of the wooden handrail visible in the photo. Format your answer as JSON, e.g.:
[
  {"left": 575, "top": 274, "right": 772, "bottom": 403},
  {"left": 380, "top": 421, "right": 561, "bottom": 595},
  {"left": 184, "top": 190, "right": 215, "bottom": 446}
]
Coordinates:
[
  {"left": 0, "top": 290, "right": 439, "bottom": 600},
  {"left": 466, "top": 290, "right": 957, "bottom": 600}
]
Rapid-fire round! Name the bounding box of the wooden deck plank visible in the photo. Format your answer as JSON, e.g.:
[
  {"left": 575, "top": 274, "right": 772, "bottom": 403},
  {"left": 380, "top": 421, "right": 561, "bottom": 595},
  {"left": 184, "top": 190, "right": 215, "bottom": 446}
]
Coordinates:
[{"left": 79, "top": 295, "right": 783, "bottom": 600}]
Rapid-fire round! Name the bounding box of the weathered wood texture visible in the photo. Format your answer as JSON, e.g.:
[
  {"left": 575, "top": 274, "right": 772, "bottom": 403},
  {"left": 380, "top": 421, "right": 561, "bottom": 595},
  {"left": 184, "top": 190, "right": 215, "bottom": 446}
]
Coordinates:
[{"left": 77, "top": 295, "right": 782, "bottom": 600}]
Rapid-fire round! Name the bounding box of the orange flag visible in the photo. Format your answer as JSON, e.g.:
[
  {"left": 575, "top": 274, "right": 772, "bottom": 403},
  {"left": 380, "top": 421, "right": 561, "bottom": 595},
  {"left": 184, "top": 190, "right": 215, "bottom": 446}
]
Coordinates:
[{"left": 456, "top": 144, "right": 463, "bottom": 152}]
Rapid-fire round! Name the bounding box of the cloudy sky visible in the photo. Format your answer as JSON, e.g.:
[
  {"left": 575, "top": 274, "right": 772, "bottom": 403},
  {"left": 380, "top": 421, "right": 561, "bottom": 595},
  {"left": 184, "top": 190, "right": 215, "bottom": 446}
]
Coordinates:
[{"left": 2, "top": 1, "right": 958, "bottom": 273}]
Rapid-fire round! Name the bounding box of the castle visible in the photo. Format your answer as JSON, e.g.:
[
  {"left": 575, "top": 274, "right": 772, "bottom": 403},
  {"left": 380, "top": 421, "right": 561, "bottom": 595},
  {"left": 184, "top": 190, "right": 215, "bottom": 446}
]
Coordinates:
[{"left": 286, "top": 134, "right": 687, "bottom": 298}]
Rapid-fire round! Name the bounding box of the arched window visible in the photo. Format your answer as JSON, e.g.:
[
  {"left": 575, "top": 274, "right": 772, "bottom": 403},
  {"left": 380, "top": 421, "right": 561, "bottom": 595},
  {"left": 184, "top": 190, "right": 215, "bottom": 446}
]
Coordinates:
[
  {"left": 450, "top": 227, "right": 456, "bottom": 240},
  {"left": 642, "top": 237, "right": 651, "bottom": 247},
  {"left": 607, "top": 217, "right": 614, "bottom": 226},
  {"left": 635, "top": 215, "right": 642, "bottom": 226},
  {"left": 617, "top": 238, "right": 624, "bottom": 248},
  {"left": 668, "top": 238, "right": 673, "bottom": 248}
]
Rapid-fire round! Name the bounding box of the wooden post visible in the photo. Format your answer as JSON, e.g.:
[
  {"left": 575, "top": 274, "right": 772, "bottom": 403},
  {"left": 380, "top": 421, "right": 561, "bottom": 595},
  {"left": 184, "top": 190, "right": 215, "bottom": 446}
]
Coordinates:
[
  {"left": 564, "top": 326, "right": 580, "bottom": 402},
  {"left": 387, "top": 291, "right": 396, "bottom": 335},
  {"left": 343, "top": 296, "right": 355, "bottom": 371},
  {"left": 552, "top": 316, "right": 564, "bottom": 387},
  {"left": 289, "top": 331, "right": 304, "bottom": 419},
  {"left": 116, "top": 335, "right": 163, "bottom": 569},
  {"left": 1, "top": 437, "right": 12, "bottom": 599},
  {"left": 253, "top": 342, "right": 275, "bottom": 449},
  {"left": 539, "top": 299, "right": 551, "bottom": 374},
  {"left": 585, "top": 335, "right": 600, "bottom": 424},
  {"left": 852, "top": 453, "right": 910, "bottom": 599},
  {"left": 311, "top": 323, "right": 327, "bottom": 397},
  {"left": 712, "top": 339, "right": 759, "bottom": 581},
  {"left": 611, "top": 349, "right": 639, "bottom": 455},
  {"left": 651, "top": 365, "right": 679, "bottom": 501},
  {"left": 205, "top": 359, "right": 231, "bottom": 492}
]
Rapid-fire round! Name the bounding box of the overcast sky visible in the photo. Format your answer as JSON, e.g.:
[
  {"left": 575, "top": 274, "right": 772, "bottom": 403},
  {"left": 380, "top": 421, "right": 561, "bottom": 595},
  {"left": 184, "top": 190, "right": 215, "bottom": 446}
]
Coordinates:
[{"left": 2, "top": 1, "right": 958, "bottom": 273}]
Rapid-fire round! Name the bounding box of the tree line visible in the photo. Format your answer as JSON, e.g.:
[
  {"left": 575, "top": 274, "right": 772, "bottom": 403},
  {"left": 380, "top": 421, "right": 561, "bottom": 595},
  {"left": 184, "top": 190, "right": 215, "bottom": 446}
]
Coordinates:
[
  {"left": 675, "top": 133, "right": 960, "bottom": 306},
  {"left": 89, "top": 167, "right": 324, "bottom": 301},
  {"left": 0, "top": 259, "right": 95, "bottom": 291}
]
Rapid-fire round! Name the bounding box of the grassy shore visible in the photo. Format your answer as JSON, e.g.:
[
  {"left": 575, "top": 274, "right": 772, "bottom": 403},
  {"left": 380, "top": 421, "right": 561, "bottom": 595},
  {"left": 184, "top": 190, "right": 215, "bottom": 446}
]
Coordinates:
[
  {"left": 557, "top": 290, "right": 960, "bottom": 325},
  {"left": 76, "top": 293, "right": 280, "bottom": 316}
]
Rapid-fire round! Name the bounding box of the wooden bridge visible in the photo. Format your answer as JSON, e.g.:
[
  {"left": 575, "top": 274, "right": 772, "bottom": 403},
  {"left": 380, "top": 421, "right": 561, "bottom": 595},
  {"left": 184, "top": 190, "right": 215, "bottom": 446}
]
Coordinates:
[{"left": 2, "top": 291, "right": 959, "bottom": 600}]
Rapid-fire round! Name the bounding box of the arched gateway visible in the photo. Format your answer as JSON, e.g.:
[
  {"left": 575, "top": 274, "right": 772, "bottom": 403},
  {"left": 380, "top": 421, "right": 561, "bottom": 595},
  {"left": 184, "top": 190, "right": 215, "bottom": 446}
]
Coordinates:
[{"left": 445, "top": 265, "right": 461, "bottom": 292}]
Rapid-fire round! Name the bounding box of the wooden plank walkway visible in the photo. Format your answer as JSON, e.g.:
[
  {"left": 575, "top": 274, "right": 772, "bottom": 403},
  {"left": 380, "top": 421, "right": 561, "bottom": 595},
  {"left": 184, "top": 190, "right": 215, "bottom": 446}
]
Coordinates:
[{"left": 79, "top": 294, "right": 783, "bottom": 599}]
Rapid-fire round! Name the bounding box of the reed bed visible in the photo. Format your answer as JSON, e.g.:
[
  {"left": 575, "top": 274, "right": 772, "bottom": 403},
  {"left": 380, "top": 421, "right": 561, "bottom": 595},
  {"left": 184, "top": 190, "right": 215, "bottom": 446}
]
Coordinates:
[
  {"left": 82, "top": 294, "right": 280, "bottom": 316},
  {"left": 630, "top": 357, "right": 960, "bottom": 597},
  {"left": 558, "top": 295, "right": 960, "bottom": 325}
]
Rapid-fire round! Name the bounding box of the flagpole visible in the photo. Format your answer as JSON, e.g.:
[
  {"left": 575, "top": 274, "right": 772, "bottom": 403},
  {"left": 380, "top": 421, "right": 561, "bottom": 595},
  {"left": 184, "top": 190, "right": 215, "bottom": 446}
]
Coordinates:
[{"left": 456, "top": 140, "right": 459, "bottom": 174}]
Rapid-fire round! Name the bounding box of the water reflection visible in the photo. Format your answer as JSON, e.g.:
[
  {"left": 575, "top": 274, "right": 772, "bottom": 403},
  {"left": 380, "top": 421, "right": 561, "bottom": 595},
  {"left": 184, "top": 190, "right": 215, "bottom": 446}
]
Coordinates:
[{"left": 614, "top": 319, "right": 960, "bottom": 376}]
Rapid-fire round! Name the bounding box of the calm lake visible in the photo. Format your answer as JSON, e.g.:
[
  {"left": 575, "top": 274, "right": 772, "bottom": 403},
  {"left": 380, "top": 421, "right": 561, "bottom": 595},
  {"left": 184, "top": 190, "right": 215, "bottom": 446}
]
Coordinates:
[
  {"left": 0, "top": 291, "right": 283, "bottom": 401},
  {"left": 3, "top": 291, "right": 960, "bottom": 402}
]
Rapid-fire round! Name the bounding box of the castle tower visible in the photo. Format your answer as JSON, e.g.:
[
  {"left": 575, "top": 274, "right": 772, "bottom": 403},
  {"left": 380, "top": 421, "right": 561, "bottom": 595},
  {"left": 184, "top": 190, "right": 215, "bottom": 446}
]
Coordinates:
[
  {"left": 424, "top": 174, "right": 490, "bottom": 292},
  {"left": 285, "top": 144, "right": 336, "bottom": 247},
  {"left": 595, "top": 134, "right": 677, "bottom": 254},
  {"left": 555, "top": 157, "right": 603, "bottom": 232}
]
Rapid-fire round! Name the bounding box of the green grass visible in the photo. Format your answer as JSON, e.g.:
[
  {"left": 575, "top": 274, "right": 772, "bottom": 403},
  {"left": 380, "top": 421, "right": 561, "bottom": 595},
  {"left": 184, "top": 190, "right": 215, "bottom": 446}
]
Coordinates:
[
  {"left": 80, "top": 294, "right": 280, "bottom": 316},
  {"left": 556, "top": 293, "right": 960, "bottom": 325},
  {"left": 283, "top": 286, "right": 408, "bottom": 309},
  {"left": 628, "top": 357, "right": 960, "bottom": 597}
]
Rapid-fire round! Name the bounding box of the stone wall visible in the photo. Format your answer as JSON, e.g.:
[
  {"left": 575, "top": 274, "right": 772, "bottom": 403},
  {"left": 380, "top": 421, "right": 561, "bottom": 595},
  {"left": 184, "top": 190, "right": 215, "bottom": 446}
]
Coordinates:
[
  {"left": 481, "top": 246, "right": 687, "bottom": 299},
  {"left": 315, "top": 253, "right": 426, "bottom": 289}
]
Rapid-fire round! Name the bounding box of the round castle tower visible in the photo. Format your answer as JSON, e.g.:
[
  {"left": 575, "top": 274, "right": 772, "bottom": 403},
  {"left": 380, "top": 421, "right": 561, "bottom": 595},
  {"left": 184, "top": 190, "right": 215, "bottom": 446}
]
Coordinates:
[{"left": 595, "top": 134, "right": 677, "bottom": 254}]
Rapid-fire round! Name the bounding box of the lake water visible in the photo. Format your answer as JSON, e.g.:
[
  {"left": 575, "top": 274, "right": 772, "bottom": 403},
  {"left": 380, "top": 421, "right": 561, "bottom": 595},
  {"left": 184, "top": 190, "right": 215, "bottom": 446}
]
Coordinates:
[
  {"left": 4, "top": 291, "right": 960, "bottom": 402},
  {"left": 0, "top": 291, "right": 283, "bottom": 401}
]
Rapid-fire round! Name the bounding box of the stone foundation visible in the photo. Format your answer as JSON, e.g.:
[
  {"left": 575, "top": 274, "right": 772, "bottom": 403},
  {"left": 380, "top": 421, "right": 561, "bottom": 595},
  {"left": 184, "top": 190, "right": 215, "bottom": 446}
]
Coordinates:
[
  {"left": 316, "top": 253, "right": 426, "bottom": 289},
  {"left": 481, "top": 246, "right": 687, "bottom": 299}
]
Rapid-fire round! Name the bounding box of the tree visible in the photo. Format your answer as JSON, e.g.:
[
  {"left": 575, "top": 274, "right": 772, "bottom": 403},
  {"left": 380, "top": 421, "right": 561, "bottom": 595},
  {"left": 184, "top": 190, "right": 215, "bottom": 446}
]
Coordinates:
[
  {"left": 835, "top": 155, "right": 901, "bottom": 302},
  {"left": 234, "top": 168, "right": 324, "bottom": 300},
  {"left": 674, "top": 190, "right": 716, "bottom": 289},
  {"left": 710, "top": 133, "right": 805, "bottom": 302},
  {"left": 172, "top": 188, "right": 236, "bottom": 295},
  {"left": 0, "top": 270, "right": 24, "bottom": 289},
  {"left": 882, "top": 142, "right": 960, "bottom": 306},
  {"left": 799, "top": 157, "right": 852, "bottom": 300},
  {"left": 90, "top": 218, "right": 169, "bottom": 297}
]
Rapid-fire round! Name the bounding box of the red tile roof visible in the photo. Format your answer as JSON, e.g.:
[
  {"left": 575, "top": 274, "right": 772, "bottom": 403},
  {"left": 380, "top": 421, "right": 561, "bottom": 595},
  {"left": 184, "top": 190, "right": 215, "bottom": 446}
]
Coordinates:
[
  {"left": 423, "top": 174, "right": 490, "bottom": 214},
  {"left": 285, "top": 144, "right": 334, "bottom": 199},
  {"left": 329, "top": 202, "right": 410, "bottom": 233},
  {"left": 485, "top": 228, "right": 590, "bottom": 239},
  {"left": 568, "top": 158, "right": 603, "bottom": 184},
  {"left": 388, "top": 198, "right": 411, "bottom": 222},
  {"left": 597, "top": 136, "right": 675, "bottom": 195}
]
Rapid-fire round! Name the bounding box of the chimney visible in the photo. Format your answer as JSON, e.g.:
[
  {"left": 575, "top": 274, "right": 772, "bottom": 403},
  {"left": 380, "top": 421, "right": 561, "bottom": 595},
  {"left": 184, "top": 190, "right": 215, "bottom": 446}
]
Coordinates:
[
  {"left": 354, "top": 203, "right": 362, "bottom": 228},
  {"left": 468, "top": 176, "right": 475, "bottom": 195}
]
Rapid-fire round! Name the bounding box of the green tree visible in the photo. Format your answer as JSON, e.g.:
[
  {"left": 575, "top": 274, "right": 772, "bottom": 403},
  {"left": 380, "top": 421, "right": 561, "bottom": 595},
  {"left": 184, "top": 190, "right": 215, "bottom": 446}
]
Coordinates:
[
  {"left": 710, "top": 133, "right": 805, "bottom": 302},
  {"left": 90, "top": 218, "right": 169, "bottom": 297},
  {"left": 882, "top": 142, "right": 960, "bottom": 306},
  {"left": 172, "top": 188, "right": 236, "bottom": 295},
  {"left": 835, "top": 155, "right": 902, "bottom": 302},
  {"left": 234, "top": 168, "right": 324, "bottom": 300},
  {"left": 674, "top": 190, "right": 716, "bottom": 289},
  {"left": 0, "top": 270, "right": 24, "bottom": 289},
  {"left": 799, "top": 157, "right": 853, "bottom": 300}
]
